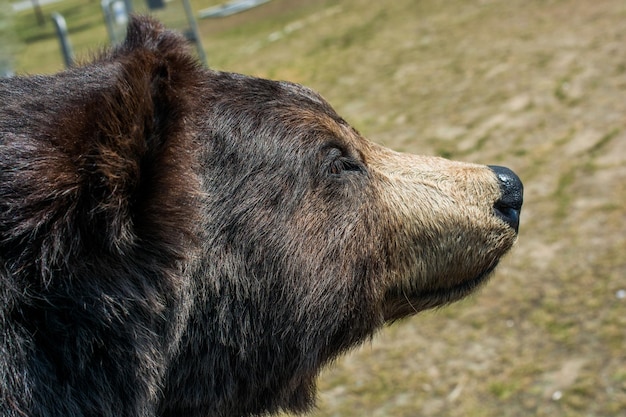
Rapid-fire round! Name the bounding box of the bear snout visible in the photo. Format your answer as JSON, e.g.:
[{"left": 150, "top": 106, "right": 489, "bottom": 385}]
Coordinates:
[{"left": 488, "top": 165, "right": 524, "bottom": 232}]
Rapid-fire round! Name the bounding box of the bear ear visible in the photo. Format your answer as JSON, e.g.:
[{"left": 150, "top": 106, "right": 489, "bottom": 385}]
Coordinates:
[
  {"left": 37, "top": 16, "right": 203, "bottom": 260},
  {"left": 73, "top": 15, "right": 204, "bottom": 252},
  {"left": 115, "top": 15, "right": 195, "bottom": 69},
  {"left": 0, "top": 16, "right": 203, "bottom": 278}
]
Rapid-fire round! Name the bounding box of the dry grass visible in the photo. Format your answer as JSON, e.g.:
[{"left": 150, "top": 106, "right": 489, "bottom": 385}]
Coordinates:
[{"left": 11, "top": 0, "right": 626, "bottom": 415}]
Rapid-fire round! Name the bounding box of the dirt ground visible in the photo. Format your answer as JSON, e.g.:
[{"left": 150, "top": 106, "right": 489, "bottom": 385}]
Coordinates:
[
  {"left": 11, "top": 0, "right": 626, "bottom": 415},
  {"left": 198, "top": 1, "right": 626, "bottom": 416}
]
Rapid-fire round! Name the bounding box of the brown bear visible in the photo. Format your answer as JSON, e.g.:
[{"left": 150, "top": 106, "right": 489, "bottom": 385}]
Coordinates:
[{"left": 0, "top": 16, "right": 522, "bottom": 417}]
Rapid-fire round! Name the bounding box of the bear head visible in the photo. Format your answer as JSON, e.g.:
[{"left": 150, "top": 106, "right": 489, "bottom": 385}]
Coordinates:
[{"left": 0, "top": 16, "right": 522, "bottom": 417}]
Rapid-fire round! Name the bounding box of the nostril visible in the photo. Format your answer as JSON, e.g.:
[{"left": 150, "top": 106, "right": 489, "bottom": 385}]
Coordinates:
[
  {"left": 493, "top": 201, "right": 521, "bottom": 232},
  {"left": 488, "top": 165, "right": 524, "bottom": 232}
]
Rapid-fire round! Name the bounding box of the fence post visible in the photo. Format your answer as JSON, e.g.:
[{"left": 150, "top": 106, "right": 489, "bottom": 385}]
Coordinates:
[
  {"left": 182, "top": 0, "right": 208, "bottom": 66},
  {"left": 51, "top": 12, "right": 73, "bottom": 68}
]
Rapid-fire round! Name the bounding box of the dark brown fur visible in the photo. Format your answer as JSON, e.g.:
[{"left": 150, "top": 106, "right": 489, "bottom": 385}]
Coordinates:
[{"left": 0, "top": 17, "right": 520, "bottom": 417}]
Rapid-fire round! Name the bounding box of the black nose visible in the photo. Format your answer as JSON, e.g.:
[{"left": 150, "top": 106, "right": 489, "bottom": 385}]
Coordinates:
[{"left": 488, "top": 165, "right": 523, "bottom": 232}]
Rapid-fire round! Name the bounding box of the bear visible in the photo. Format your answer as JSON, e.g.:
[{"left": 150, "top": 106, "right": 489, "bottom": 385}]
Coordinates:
[{"left": 0, "top": 16, "right": 522, "bottom": 417}]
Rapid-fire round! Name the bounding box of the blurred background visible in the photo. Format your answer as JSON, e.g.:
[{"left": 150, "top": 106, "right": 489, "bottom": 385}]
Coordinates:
[{"left": 3, "top": 0, "right": 625, "bottom": 416}]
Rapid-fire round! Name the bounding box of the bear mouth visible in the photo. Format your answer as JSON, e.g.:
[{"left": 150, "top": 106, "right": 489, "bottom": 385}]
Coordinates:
[{"left": 383, "top": 262, "right": 499, "bottom": 321}]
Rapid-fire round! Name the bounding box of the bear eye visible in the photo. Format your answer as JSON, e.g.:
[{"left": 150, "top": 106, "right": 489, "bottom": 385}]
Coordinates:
[{"left": 325, "top": 147, "right": 363, "bottom": 177}]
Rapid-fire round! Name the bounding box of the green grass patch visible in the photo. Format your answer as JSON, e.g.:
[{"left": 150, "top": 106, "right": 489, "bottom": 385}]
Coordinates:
[
  {"left": 489, "top": 380, "right": 520, "bottom": 400},
  {"left": 588, "top": 128, "right": 620, "bottom": 157}
]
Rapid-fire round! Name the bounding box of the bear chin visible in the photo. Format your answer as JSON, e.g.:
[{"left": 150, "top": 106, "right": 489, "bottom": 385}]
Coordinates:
[{"left": 382, "top": 262, "right": 499, "bottom": 321}]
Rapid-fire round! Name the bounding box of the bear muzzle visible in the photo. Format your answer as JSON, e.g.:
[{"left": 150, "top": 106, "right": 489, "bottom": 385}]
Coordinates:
[{"left": 371, "top": 154, "right": 524, "bottom": 320}]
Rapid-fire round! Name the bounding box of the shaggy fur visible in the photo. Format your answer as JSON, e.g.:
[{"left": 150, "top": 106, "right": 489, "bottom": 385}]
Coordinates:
[{"left": 0, "top": 17, "right": 521, "bottom": 417}]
